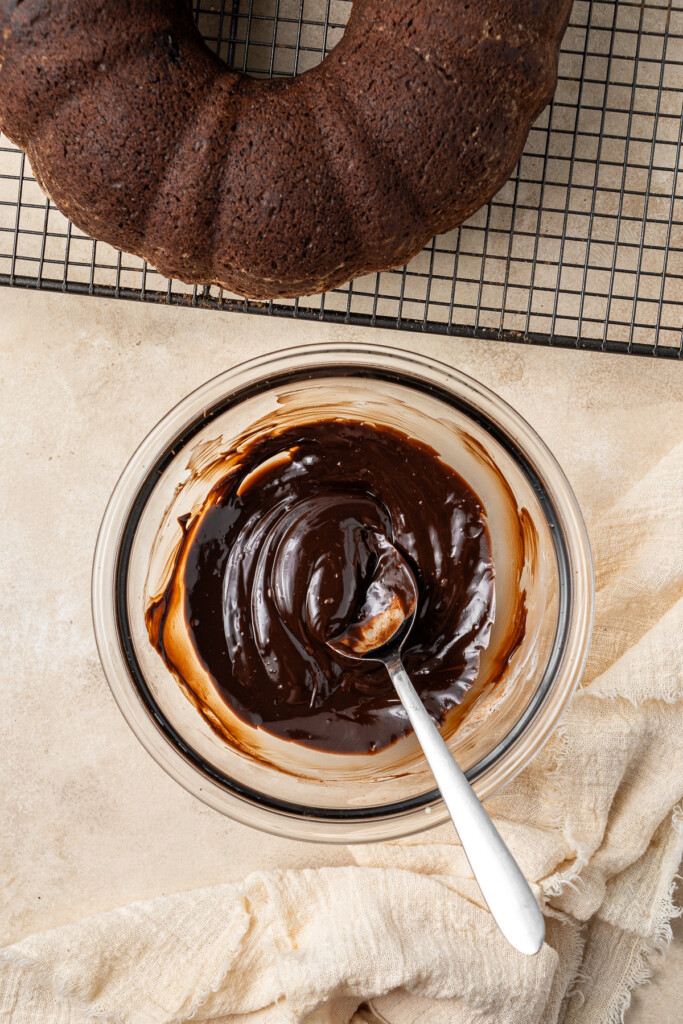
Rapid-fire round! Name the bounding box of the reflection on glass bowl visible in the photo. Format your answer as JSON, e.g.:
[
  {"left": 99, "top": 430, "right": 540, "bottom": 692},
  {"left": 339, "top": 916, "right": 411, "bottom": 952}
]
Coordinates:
[{"left": 92, "top": 344, "right": 594, "bottom": 842}]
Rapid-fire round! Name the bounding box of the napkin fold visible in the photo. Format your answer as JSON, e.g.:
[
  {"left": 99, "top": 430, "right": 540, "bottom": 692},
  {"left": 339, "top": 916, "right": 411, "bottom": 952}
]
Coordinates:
[{"left": 1, "top": 442, "right": 681, "bottom": 1024}]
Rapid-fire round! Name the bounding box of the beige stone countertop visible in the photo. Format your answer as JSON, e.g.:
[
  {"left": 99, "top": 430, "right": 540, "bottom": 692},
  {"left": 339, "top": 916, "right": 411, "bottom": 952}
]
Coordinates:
[{"left": 1, "top": 287, "right": 680, "bottom": 1021}]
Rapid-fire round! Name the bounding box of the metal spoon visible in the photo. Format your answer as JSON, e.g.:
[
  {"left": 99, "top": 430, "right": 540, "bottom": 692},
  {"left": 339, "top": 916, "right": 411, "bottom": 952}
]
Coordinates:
[{"left": 327, "top": 541, "right": 545, "bottom": 956}]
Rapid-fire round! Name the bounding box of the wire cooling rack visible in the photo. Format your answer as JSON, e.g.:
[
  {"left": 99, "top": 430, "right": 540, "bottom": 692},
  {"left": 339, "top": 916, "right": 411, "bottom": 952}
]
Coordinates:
[{"left": 1, "top": 0, "right": 682, "bottom": 357}]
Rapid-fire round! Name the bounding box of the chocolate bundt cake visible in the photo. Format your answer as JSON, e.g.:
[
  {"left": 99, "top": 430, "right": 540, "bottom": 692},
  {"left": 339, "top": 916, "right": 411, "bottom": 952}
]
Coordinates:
[{"left": 0, "top": 0, "right": 573, "bottom": 300}]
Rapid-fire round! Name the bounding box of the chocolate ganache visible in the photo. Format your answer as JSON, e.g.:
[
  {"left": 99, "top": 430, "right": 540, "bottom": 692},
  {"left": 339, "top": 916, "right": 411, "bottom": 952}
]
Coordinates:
[{"left": 146, "top": 420, "right": 496, "bottom": 754}]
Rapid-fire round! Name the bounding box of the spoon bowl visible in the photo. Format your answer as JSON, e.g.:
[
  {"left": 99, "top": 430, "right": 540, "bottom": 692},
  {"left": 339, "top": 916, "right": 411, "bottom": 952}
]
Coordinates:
[{"left": 326, "top": 537, "right": 419, "bottom": 662}]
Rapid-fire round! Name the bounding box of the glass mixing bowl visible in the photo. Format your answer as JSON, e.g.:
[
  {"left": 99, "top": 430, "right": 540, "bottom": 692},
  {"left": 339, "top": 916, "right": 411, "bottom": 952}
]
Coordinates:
[{"left": 92, "top": 343, "right": 594, "bottom": 842}]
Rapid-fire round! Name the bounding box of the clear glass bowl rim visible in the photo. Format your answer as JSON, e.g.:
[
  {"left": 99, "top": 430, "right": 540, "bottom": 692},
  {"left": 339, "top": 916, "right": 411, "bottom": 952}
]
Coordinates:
[{"left": 92, "top": 342, "right": 594, "bottom": 843}]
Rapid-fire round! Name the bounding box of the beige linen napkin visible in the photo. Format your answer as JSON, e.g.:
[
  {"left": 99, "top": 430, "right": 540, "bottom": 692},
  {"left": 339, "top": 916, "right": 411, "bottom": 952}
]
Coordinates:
[{"left": 1, "top": 445, "right": 681, "bottom": 1024}]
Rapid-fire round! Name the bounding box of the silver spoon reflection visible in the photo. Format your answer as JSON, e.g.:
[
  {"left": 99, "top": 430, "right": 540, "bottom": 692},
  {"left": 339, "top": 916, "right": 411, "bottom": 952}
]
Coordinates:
[{"left": 327, "top": 542, "right": 545, "bottom": 956}]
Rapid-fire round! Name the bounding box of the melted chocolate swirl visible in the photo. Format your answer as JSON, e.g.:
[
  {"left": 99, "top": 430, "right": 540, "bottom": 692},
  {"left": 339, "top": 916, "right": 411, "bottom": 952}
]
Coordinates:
[{"left": 147, "top": 420, "right": 495, "bottom": 753}]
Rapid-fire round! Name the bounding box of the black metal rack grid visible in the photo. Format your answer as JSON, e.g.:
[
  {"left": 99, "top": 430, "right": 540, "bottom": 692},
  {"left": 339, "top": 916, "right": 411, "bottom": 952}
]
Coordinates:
[{"left": 1, "top": 0, "right": 682, "bottom": 357}]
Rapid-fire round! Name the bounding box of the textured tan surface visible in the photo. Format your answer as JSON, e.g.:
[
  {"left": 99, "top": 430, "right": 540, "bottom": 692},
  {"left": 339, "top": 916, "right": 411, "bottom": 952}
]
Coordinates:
[
  {"left": 628, "top": 910, "right": 683, "bottom": 1022},
  {"left": 0, "top": 287, "right": 680, "bottom": 1018}
]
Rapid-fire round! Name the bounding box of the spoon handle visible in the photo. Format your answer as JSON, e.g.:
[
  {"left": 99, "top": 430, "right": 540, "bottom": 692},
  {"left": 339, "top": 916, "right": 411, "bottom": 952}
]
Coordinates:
[{"left": 386, "top": 655, "right": 545, "bottom": 956}]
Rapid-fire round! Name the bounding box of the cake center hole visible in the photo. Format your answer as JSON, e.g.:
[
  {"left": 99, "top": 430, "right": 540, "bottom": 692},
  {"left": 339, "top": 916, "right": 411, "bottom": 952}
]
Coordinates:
[{"left": 195, "top": 0, "right": 351, "bottom": 79}]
